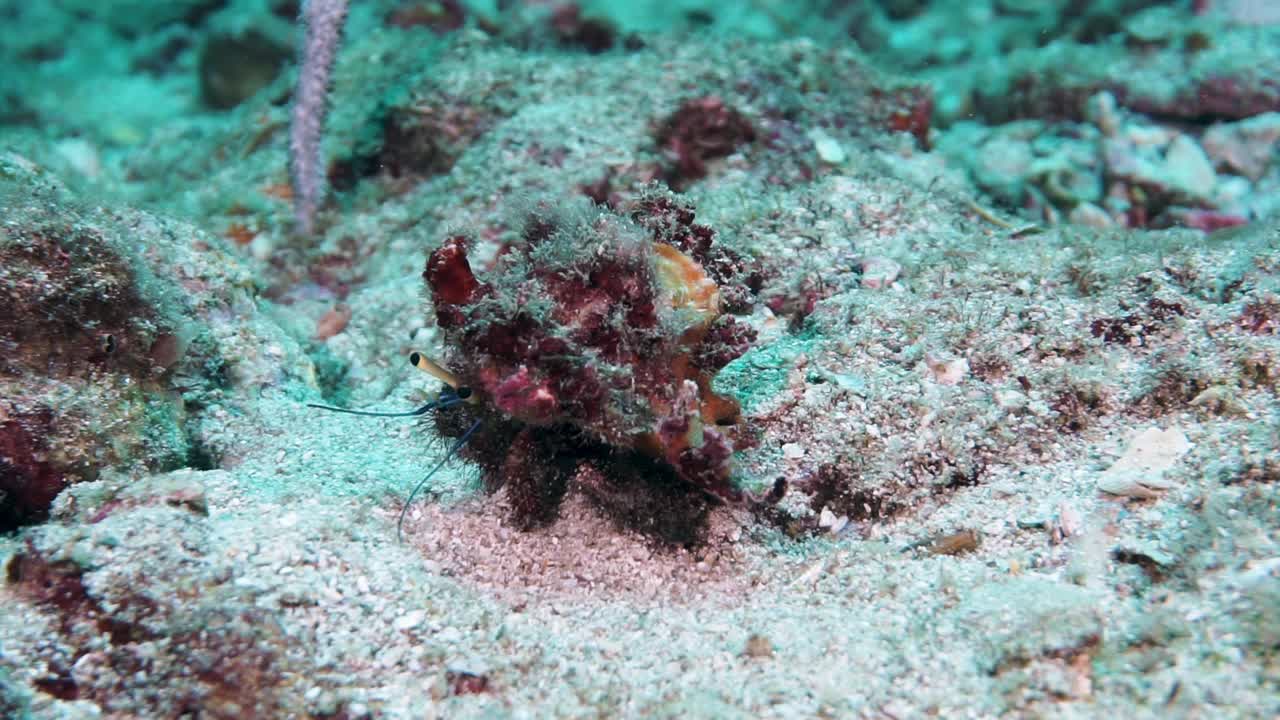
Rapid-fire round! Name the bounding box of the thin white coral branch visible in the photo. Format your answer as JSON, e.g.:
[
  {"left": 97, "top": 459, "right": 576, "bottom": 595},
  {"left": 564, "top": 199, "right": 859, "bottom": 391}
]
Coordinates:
[{"left": 289, "top": 0, "right": 349, "bottom": 235}]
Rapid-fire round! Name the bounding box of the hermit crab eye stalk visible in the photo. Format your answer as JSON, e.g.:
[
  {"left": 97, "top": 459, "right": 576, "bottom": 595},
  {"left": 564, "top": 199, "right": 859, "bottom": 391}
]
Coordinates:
[{"left": 408, "top": 351, "right": 477, "bottom": 404}]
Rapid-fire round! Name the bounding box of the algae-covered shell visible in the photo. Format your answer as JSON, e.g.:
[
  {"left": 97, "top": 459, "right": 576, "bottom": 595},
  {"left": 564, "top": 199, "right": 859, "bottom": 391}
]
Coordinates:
[{"left": 424, "top": 194, "right": 756, "bottom": 500}]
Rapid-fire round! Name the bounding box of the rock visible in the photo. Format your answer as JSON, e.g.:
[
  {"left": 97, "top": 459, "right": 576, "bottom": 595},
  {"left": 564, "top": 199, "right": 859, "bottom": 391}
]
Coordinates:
[
  {"left": 393, "top": 610, "right": 427, "bottom": 631},
  {"left": 1104, "top": 129, "right": 1220, "bottom": 205},
  {"left": 1068, "top": 202, "right": 1115, "bottom": 228},
  {"left": 974, "top": 133, "right": 1035, "bottom": 204},
  {"left": 1052, "top": 502, "right": 1082, "bottom": 543},
  {"left": 1097, "top": 426, "right": 1191, "bottom": 498},
  {"left": 0, "top": 161, "right": 189, "bottom": 530},
  {"left": 199, "top": 32, "right": 291, "bottom": 110},
  {"left": 925, "top": 529, "right": 981, "bottom": 556},
  {"left": 314, "top": 304, "right": 352, "bottom": 340},
  {"left": 818, "top": 507, "right": 848, "bottom": 535},
  {"left": 53, "top": 138, "right": 101, "bottom": 180},
  {"left": 1201, "top": 113, "right": 1280, "bottom": 180},
  {"left": 1038, "top": 162, "right": 1103, "bottom": 206},
  {"left": 1169, "top": 208, "right": 1249, "bottom": 233}
]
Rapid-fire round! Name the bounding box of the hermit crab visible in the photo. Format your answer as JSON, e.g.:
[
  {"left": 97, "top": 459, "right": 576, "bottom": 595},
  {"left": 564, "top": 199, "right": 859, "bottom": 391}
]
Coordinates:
[{"left": 313, "top": 189, "right": 762, "bottom": 542}]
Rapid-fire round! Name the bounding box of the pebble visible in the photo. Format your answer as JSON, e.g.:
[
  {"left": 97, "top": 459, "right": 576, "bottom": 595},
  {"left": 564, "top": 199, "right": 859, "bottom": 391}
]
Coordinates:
[
  {"left": 1052, "top": 503, "right": 1083, "bottom": 544},
  {"left": 743, "top": 634, "right": 774, "bottom": 658},
  {"left": 1068, "top": 202, "right": 1115, "bottom": 228},
  {"left": 394, "top": 610, "right": 427, "bottom": 631},
  {"left": 250, "top": 232, "right": 276, "bottom": 260},
  {"left": 1213, "top": 175, "right": 1252, "bottom": 207},
  {"left": 1239, "top": 557, "right": 1280, "bottom": 586},
  {"left": 1123, "top": 6, "right": 1182, "bottom": 43},
  {"left": 976, "top": 135, "right": 1035, "bottom": 202},
  {"left": 1087, "top": 92, "right": 1122, "bottom": 137},
  {"left": 809, "top": 128, "right": 847, "bottom": 164},
  {"left": 377, "top": 646, "right": 405, "bottom": 668},
  {"left": 818, "top": 507, "right": 849, "bottom": 535},
  {"left": 1201, "top": 112, "right": 1280, "bottom": 180},
  {"left": 1097, "top": 426, "right": 1190, "bottom": 498},
  {"left": 859, "top": 256, "right": 902, "bottom": 289},
  {"left": 1126, "top": 124, "right": 1176, "bottom": 148},
  {"left": 315, "top": 304, "right": 352, "bottom": 340},
  {"left": 1164, "top": 135, "right": 1217, "bottom": 199}
]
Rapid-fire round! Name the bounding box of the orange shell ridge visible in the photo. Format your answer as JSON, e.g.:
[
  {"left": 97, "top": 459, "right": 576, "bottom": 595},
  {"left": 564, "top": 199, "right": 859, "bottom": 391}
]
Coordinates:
[
  {"left": 646, "top": 243, "right": 742, "bottom": 470},
  {"left": 653, "top": 242, "right": 721, "bottom": 324}
]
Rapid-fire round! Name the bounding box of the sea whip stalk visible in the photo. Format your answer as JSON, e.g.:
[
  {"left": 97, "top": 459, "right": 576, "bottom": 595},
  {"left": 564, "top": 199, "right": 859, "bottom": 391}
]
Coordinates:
[{"left": 289, "top": 0, "right": 348, "bottom": 235}]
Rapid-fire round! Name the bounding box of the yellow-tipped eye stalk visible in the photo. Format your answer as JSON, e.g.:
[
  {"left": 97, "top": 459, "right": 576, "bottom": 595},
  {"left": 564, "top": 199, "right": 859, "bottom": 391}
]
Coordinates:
[{"left": 409, "top": 351, "right": 476, "bottom": 403}]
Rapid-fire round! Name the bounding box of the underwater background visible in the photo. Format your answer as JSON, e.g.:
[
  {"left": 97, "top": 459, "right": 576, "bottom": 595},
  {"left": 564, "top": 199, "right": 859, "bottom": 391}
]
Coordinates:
[{"left": 1, "top": 1, "right": 1278, "bottom": 717}]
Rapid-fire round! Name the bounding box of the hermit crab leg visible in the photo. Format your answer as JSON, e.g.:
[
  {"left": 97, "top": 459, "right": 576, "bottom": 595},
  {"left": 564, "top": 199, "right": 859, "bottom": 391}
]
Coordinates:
[{"left": 397, "top": 418, "right": 483, "bottom": 542}]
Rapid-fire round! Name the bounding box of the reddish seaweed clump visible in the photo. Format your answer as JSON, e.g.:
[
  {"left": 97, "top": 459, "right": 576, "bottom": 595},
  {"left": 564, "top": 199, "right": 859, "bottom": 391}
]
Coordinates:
[{"left": 655, "top": 96, "right": 756, "bottom": 186}]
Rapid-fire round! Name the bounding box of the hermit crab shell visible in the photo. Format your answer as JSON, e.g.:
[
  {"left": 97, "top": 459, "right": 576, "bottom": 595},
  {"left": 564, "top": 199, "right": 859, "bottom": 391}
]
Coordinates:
[{"left": 424, "top": 200, "right": 749, "bottom": 500}]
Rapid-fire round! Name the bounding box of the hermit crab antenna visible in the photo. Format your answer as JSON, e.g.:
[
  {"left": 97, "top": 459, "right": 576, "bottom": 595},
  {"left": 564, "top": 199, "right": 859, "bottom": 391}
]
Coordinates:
[
  {"left": 305, "top": 397, "right": 454, "bottom": 417},
  {"left": 397, "top": 418, "right": 483, "bottom": 543}
]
